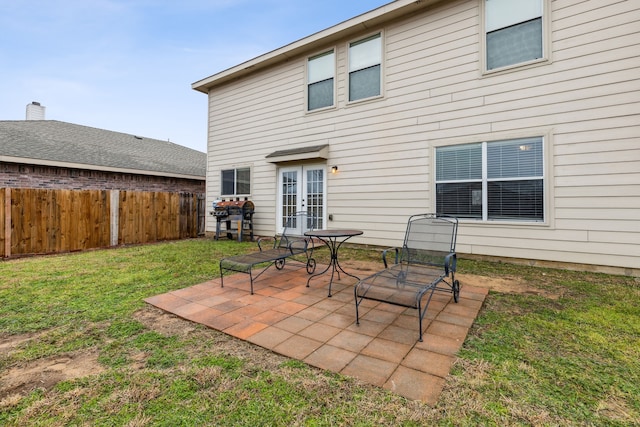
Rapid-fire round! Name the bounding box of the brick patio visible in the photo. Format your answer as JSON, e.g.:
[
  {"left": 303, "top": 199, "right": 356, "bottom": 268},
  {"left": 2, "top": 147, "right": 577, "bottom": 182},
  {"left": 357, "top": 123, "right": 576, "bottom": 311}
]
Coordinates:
[{"left": 145, "top": 262, "right": 487, "bottom": 405}]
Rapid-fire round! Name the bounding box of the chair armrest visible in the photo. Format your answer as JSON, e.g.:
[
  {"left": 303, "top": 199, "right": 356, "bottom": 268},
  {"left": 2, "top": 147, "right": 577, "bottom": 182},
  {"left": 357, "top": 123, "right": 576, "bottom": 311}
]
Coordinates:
[
  {"left": 306, "top": 236, "right": 315, "bottom": 251},
  {"left": 257, "top": 236, "right": 276, "bottom": 251},
  {"left": 287, "top": 238, "right": 306, "bottom": 253},
  {"left": 382, "top": 247, "right": 399, "bottom": 269},
  {"left": 444, "top": 252, "right": 457, "bottom": 276}
]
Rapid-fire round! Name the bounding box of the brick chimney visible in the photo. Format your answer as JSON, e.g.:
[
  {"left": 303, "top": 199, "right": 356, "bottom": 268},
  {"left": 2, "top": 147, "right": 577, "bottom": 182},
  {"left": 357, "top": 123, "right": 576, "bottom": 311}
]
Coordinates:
[{"left": 26, "top": 101, "right": 46, "bottom": 120}]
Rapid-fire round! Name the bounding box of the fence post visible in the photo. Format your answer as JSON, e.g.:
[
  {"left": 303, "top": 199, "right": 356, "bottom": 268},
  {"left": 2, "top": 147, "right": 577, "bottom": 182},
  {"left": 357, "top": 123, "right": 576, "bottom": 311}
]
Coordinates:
[
  {"left": 197, "top": 193, "right": 206, "bottom": 236},
  {"left": 4, "top": 188, "right": 10, "bottom": 257},
  {"left": 110, "top": 190, "right": 119, "bottom": 246}
]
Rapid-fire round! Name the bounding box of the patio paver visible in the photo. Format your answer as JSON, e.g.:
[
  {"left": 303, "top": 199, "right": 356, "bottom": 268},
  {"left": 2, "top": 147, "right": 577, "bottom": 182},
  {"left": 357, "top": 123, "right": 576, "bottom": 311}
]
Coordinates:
[{"left": 145, "top": 263, "right": 487, "bottom": 405}]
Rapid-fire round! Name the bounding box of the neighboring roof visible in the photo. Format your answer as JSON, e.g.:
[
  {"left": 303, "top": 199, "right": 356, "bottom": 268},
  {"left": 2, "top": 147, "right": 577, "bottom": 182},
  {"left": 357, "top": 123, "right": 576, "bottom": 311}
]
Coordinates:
[
  {"left": 192, "top": 0, "right": 442, "bottom": 93},
  {"left": 0, "top": 120, "right": 206, "bottom": 179}
]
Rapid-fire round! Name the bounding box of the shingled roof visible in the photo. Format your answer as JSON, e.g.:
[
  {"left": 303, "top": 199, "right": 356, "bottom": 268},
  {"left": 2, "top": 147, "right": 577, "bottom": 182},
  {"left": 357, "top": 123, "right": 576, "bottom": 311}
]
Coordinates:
[{"left": 0, "top": 120, "right": 206, "bottom": 179}]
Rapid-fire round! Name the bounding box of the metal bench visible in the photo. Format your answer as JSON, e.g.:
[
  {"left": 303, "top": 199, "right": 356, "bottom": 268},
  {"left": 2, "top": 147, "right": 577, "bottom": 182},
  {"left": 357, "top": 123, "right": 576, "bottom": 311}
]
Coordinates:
[
  {"left": 219, "top": 212, "right": 317, "bottom": 294},
  {"left": 354, "top": 214, "right": 460, "bottom": 342}
]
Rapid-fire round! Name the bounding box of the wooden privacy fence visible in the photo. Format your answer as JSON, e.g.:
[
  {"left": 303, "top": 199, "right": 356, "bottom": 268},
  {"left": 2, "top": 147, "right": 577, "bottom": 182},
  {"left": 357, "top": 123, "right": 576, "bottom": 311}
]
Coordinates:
[{"left": 1, "top": 188, "right": 204, "bottom": 258}]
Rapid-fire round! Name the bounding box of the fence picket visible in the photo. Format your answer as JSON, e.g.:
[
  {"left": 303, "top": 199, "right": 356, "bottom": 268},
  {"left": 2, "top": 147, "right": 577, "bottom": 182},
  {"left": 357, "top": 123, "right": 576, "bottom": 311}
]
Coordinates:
[
  {"left": 1, "top": 188, "right": 6, "bottom": 257},
  {"left": 0, "top": 188, "right": 203, "bottom": 257}
]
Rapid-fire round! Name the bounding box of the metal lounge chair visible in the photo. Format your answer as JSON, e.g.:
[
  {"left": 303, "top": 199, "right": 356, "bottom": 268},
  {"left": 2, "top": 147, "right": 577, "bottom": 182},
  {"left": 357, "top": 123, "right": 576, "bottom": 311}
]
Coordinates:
[
  {"left": 219, "top": 212, "right": 317, "bottom": 294},
  {"left": 354, "top": 213, "right": 460, "bottom": 342}
]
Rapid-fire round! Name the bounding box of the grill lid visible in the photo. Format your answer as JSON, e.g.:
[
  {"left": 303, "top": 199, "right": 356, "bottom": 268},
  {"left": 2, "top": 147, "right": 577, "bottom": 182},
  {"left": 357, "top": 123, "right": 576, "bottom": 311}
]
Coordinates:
[{"left": 215, "top": 200, "right": 254, "bottom": 210}]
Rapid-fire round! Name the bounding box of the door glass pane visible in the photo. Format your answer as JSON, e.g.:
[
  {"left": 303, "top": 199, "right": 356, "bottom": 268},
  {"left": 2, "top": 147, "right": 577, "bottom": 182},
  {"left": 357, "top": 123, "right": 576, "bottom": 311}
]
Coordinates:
[
  {"left": 281, "top": 171, "right": 297, "bottom": 227},
  {"left": 306, "top": 168, "right": 324, "bottom": 229}
]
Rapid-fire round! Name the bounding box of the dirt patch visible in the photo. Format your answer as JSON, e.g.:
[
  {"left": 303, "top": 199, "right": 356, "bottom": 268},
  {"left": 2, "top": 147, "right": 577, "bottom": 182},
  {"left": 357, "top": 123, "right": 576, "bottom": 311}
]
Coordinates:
[
  {"left": 0, "top": 307, "right": 203, "bottom": 405},
  {"left": 342, "top": 260, "right": 560, "bottom": 299},
  {"left": 458, "top": 273, "right": 561, "bottom": 299},
  {"left": 0, "top": 333, "right": 37, "bottom": 353},
  {"left": 0, "top": 350, "right": 104, "bottom": 402},
  {"left": 133, "top": 306, "right": 198, "bottom": 337},
  {"left": 136, "top": 306, "right": 290, "bottom": 372}
]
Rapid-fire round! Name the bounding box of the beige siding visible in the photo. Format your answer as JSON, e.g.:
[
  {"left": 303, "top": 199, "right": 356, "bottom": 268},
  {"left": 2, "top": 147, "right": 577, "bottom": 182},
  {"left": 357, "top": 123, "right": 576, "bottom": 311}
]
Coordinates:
[{"left": 205, "top": 0, "right": 640, "bottom": 271}]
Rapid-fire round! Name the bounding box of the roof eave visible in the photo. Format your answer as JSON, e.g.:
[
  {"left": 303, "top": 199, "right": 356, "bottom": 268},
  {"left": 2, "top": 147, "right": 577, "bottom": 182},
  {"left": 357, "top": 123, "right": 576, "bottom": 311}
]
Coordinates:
[
  {"left": 191, "top": 0, "right": 442, "bottom": 93},
  {"left": 0, "top": 155, "right": 205, "bottom": 181}
]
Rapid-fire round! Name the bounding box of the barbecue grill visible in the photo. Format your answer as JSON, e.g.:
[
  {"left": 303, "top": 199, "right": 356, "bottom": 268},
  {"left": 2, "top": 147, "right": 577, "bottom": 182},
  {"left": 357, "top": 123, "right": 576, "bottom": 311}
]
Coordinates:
[{"left": 211, "top": 199, "right": 255, "bottom": 241}]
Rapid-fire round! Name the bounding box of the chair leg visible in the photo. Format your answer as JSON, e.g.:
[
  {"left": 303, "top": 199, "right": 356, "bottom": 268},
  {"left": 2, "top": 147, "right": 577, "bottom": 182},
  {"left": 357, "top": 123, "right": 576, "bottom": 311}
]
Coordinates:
[
  {"left": 220, "top": 261, "right": 225, "bottom": 288},
  {"left": 417, "top": 301, "right": 423, "bottom": 342},
  {"left": 354, "top": 285, "right": 360, "bottom": 325}
]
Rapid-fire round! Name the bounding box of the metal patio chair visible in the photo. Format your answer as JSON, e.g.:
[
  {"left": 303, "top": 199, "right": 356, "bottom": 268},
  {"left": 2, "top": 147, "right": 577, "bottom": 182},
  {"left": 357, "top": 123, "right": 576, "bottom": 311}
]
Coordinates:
[
  {"left": 219, "top": 212, "right": 317, "bottom": 294},
  {"left": 354, "top": 213, "right": 460, "bottom": 342}
]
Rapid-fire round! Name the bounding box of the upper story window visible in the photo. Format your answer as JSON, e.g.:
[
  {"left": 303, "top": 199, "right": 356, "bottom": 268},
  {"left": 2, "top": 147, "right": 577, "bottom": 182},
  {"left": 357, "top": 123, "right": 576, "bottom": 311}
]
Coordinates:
[
  {"left": 435, "top": 137, "right": 544, "bottom": 222},
  {"left": 307, "top": 50, "right": 335, "bottom": 111},
  {"left": 348, "top": 33, "right": 382, "bottom": 102},
  {"left": 221, "top": 167, "right": 250, "bottom": 196},
  {"left": 485, "top": 0, "right": 543, "bottom": 70}
]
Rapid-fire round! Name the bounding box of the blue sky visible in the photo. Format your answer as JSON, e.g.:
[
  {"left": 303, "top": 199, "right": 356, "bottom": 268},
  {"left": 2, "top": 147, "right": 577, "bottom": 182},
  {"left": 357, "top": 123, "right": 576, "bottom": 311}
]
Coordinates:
[{"left": 0, "top": 0, "right": 391, "bottom": 152}]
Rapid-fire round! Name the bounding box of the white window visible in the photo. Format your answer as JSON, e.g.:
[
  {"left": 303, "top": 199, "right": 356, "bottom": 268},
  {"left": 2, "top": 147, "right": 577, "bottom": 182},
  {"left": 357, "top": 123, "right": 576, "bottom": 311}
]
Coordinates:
[
  {"left": 485, "top": 0, "right": 543, "bottom": 70},
  {"left": 436, "top": 137, "right": 544, "bottom": 222},
  {"left": 221, "top": 167, "right": 250, "bottom": 196},
  {"left": 307, "top": 50, "right": 335, "bottom": 111},
  {"left": 348, "top": 33, "right": 382, "bottom": 102}
]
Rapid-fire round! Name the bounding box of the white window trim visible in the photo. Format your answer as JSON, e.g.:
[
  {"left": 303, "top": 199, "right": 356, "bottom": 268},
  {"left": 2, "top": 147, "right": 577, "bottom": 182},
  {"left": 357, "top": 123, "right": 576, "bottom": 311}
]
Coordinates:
[
  {"left": 432, "top": 131, "right": 553, "bottom": 226},
  {"left": 220, "top": 165, "right": 252, "bottom": 197},
  {"left": 346, "top": 31, "right": 385, "bottom": 105},
  {"left": 305, "top": 48, "right": 337, "bottom": 113},
  {"left": 480, "top": 0, "right": 552, "bottom": 76},
  {"left": 276, "top": 164, "right": 327, "bottom": 233}
]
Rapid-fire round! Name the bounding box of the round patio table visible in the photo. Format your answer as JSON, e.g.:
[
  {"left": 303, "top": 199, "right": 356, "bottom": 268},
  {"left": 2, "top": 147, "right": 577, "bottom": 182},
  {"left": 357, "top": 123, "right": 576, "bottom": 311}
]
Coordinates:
[{"left": 304, "top": 229, "right": 363, "bottom": 297}]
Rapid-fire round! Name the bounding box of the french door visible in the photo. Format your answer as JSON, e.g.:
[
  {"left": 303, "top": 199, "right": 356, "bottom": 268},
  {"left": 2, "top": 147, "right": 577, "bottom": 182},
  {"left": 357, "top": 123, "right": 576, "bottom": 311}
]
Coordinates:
[{"left": 277, "top": 164, "right": 326, "bottom": 234}]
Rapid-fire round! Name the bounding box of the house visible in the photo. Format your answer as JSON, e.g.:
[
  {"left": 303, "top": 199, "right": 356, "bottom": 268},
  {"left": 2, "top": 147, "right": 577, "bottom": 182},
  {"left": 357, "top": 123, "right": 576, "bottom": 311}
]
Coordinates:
[
  {"left": 1, "top": 107, "right": 207, "bottom": 257},
  {"left": 0, "top": 106, "right": 206, "bottom": 193},
  {"left": 192, "top": 0, "right": 640, "bottom": 275}
]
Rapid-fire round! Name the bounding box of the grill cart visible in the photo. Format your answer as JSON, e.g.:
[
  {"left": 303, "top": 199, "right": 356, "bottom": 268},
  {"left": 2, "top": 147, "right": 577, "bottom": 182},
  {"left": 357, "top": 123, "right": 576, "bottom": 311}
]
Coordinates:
[{"left": 211, "top": 199, "right": 255, "bottom": 241}]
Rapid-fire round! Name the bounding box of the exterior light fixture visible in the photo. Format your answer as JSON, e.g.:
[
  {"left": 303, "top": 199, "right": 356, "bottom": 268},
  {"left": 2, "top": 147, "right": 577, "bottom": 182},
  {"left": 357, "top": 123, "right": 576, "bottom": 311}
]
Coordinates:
[{"left": 331, "top": 166, "right": 338, "bottom": 174}]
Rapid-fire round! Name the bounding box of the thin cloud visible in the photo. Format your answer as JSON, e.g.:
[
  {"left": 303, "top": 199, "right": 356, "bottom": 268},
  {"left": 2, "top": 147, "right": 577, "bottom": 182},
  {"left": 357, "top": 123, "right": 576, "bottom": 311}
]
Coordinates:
[{"left": 0, "top": 0, "right": 390, "bottom": 151}]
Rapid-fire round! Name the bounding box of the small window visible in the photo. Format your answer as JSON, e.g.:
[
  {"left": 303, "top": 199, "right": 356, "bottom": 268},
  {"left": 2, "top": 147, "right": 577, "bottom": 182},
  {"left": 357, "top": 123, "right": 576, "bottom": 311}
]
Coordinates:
[
  {"left": 348, "top": 33, "right": 382, "bottom": 102},
  {"left": 485, "top": 0, "right": 543, "bottom": 70},
  {"left": 307, "top": 50, "right": 334, "bottom": 111},
  {"left": 221, "top": 167, "right": 250, "bottom": 196},
  {"left": 436, "top": 137, "right": 544, "bottom": 222}
]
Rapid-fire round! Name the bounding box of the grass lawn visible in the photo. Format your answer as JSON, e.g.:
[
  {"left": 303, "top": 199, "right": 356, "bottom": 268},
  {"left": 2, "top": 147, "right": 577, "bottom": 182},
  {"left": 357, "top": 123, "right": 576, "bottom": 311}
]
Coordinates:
[{"left": 0, "top": 238, "right": 639, "bottom": 426}]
